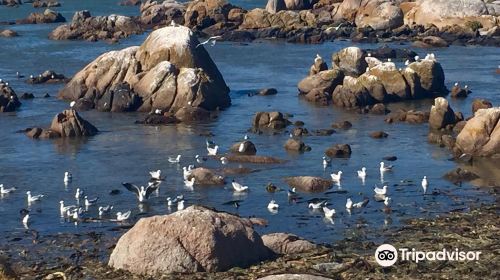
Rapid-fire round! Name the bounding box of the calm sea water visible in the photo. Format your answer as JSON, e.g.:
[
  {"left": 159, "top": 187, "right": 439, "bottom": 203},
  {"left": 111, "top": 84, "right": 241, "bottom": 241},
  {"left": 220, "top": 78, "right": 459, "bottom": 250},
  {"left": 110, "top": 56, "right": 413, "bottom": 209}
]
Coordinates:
[{"left": 0, "top": 1, "right": 499, "bottom": 244}]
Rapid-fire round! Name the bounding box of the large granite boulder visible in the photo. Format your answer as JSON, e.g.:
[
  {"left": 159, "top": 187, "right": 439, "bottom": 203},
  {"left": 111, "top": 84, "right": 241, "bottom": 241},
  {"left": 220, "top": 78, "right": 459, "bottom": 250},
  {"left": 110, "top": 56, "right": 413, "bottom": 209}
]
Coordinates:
[
  {"left": 0, "top": 82, "right": 21, "bottom": 112},
  {"left": 25, "top": 109, "right": 98, "bottom": 139},
  {"left": 355, "top": 0, "right": 404, "bottom": 30},
  {"left": 184, "top": 0, "right": 238, "bottom": 30},
  {"left": 187, "top": 167, "right": 225, "bottom": 185},
  {"left": 265, "top": 0, "right": 286, "bottom": 14},
  {"left": 429, "top": 97, "right": 458, "bottom": 130},
  {"left": 331, "top": 47, "right": 367, "bottom": 77},
  {"left": 108, "top": 206, "right": 273, "bottom": 275},
  {"left": 58, "top": 25, "right": 230, "bottom": 118},
  {"left": 49, "top": 11, "right": 142, "bottom": 41},
  {"left": 455, "top": 107, "right": 500, "bottom": 157},
  {"left": 298, "top": 68, "right": 344, "bottom": 96}
]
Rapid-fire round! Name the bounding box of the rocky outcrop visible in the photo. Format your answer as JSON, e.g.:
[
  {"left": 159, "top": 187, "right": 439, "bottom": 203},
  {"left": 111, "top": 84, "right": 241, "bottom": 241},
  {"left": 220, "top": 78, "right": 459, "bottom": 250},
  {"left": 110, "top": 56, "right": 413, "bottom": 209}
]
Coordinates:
[
  {"left": 261, "top": 233, "right": 317, "bottom": 255},
  {"left": 187, "top": 167, "right": 225, "bottom": 185},
  {"left": 455, "top": 107, "right": 500, "bottom": 157},
  {"left": 58, "top": 25, "right": 230, "bottom": 119},
  {"left": 0, "top": 0, "right": 21, "bottom": 7},
  {"left": 184, "top": 0, "right": 241, "bottom": 32},
  {"left": 120, "top": 0, "right": 142, "bottom": 6},
  {"left": 49, "top": 11, "right": 142, "bottom": 42},
  {"left": 252, "top": 112, "right": 291, "bottom": 131},
  {"left": 354, "top": 0, "right": 404, "bottom": 31},
  {"left": 0, "top": 82, "right": 21, "bottom": 112},
  {"left": 16, "top": 9, "right": 65, "bottom": 24},
  {"left": 230, "top": 141, "right": 257, "bottom": 155},
  {"left": 472, "top": 99, "right": 493, "bottom": 115},
  {"left": 429, "top": 97, "right": 459, "bottom": 130},
  {"left": 299, "top": 47, "right": 448, "bottom": 108},
  {"left": 33, "top": 0, "right": 60, "bottom": 8},
  {"left": 25, "top": 109, "right": 98, "bottom": 139},
  {"left": 284, "top": 176, "right": 332, "bottom": 192},
  {"left": 108, "top": 206, "right": 273, "bottom": 275},
  {"left": 26, "top": 70, "right": 67, "bottom": 84},
  {"left": 140, "top": 0, "right": 186, "bottom": 27},
  {"left": 385, "top": 109, "right": 429, "bottom": 124}
]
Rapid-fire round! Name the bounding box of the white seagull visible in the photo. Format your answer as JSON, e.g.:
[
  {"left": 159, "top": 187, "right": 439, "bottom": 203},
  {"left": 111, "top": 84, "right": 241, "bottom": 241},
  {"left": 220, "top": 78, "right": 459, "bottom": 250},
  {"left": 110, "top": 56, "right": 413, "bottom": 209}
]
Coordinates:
[
  {"left": 183, "top": 167, "right": 192, "bottom": 180},
  {"left": 322, "top": 206, "right": 336, "bottom": 218},
  {"left": 122, "top": 182, "right": 159, "bottom": 202},
  {"left": 220, "top": 157, "right": 228, "bottom": 165},
  {"left": 267, "top": 200, "right": 279, "bottom": 210},
  {"left": 60, "top": 201, "right": 77, "bottom": 214},
  {"left": 379, "top": 162, "right": 393, "bottom": 173},
  {"left": 374, "top": 185, "right": 388, "bottom": 195},
  {"left": 22, "top": 213, "right": 30, "bottom": 228},
  {"left": 70, "top": 101, "right": 76, "bottom": 108},
  {"left": 314, "top": 54, "right": 322, "bottom": 64},
  {"left": 384, "top": 197, "right": 391, "bottom": 207},
  {"left": 422, "top": 176, "right": 428, "bottom": 194},
  {"left": 64, "top": 171, "right": 72, "bottom": 184},
  {"left": 238, "top": 142, "right": 245, "bottom": 152},
  {"left": 357, "top": 167, "right": 367, "bottom": 179},
  {"left": 168, "top": 155, "right": 182, "bottom": 163},
  {"left": 195, "top": 154, "right": 205, "bottom": 164},
  {"left": 26, "top": 191, "right": 44, "bottom": 203},
  {"left": 0, "top": 184, "right": 16, "bottom": 194},
  {"left": 330, "top": 171, "right": 342, "bottom": 183},
  {"left": 195, "top": 36, "right": 222, "bottom": 48},
  {"left": 75, "top": 188, "right": 84, "bottom": 200},
  {"left": 149, "top": 170, "right": 161, "bottom": 180},
  {"left": 346, "top": 198, "right": 353, "bottom": 209},
  {"left": 308, "top": 201, "right": 326, "bottom": 209},
  {"left": 244, "top": 134, "right": 249, "bottom": 140},
  {"left": 116, "top": 211, "right": 131, "bottom": 222},
  {"left": 177, "top": 200, "right": 185, "bottom": 210},
  {"left": 84, "top": 196, "right": 99, "bottom": 206},
  {"left": 322, "top": 156, "right": 331, "bottom": 169},
  {"left": 231, "top": 179, "right": 249, "bottom": 192},
  {"left": 207, "top": 145, "right": 219, "bottom": 156},
  {"left": 288, "top": 187, "right": 297, "bottom": 197}
]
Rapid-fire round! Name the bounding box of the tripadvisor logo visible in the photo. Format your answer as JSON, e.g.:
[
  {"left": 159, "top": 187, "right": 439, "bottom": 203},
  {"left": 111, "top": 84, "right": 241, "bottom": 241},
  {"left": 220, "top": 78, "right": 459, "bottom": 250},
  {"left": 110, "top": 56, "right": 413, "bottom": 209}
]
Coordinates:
[{"left": 374, "top": 244, "right": 482, "bottom": 267}]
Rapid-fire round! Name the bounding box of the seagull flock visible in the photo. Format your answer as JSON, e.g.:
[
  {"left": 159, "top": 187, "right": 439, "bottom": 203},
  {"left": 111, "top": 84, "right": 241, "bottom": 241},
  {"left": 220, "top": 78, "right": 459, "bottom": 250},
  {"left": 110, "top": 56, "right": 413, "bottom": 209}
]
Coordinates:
[{"left": 0, "top": 131, "right": 431, "bottom": 229}]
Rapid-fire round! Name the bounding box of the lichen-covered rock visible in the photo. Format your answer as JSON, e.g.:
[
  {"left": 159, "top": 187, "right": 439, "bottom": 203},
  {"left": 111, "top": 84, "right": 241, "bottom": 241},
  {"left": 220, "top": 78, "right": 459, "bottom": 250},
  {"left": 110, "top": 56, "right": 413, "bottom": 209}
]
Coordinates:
[
  {"left": 455, "top": 107, "right": 500, "bottom": 157},
  {"left": 108, "top": 206, "right": 273, "bottom": 275},
  {"left": 58, "top": 25, "right": 230, "bottom": 119}
]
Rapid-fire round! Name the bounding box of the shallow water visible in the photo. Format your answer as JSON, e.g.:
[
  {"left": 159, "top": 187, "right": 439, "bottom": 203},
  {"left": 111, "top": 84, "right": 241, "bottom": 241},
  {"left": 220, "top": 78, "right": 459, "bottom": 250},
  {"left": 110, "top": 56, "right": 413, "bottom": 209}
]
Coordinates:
[{"left": 0, "top": 1, "right": 499, "bottom": 244}]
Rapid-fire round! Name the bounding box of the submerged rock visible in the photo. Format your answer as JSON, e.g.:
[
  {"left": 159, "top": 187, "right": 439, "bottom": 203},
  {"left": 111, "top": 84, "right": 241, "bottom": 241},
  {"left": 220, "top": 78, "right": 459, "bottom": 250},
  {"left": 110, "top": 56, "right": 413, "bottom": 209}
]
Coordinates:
[
  {"left": 108, "top": 206, "right": 273, "bottom": 275},
  {"left": 58, "top": 25, "right": 230, "bottom": 120},
  {"left": 230, "top": 141, "right": 257, "bottom": 155},
  {"left": 443, "top": 167, "right": 480, "bottom": 184},
  {"left": 0, "top": 82, "right": 21, "bottom": 112},
  {"left": 284, "top": 176, "right": 332, "bottom": 192}
]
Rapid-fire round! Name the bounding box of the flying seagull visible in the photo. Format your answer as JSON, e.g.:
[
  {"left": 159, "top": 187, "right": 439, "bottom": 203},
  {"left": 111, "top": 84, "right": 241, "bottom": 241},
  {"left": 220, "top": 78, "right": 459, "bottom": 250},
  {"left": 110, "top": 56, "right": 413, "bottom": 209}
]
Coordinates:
[
  {"left": 122, "top": 182, "right": 159, "bottom": 202},
  {"left": 196, "top": 36, "right": 222, "bottom": 48}
]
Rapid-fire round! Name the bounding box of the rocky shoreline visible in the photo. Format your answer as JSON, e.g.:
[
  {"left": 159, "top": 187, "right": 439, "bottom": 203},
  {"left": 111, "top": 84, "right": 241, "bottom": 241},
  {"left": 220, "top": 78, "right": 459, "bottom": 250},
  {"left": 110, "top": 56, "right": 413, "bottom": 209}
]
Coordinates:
[{"left": 1, "top": 196, "right": 498, "bottom": 279}]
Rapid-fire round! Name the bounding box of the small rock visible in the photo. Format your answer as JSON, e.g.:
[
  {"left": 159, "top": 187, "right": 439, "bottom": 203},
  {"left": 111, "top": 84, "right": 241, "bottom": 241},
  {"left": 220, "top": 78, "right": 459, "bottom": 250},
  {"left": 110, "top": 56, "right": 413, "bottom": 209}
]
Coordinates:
[
  {"left": 284, "top": 176, "right": 332, "bottom": 192},
  {"left": 370, "top": 131, "right": 388, "bottom": 138},
  {"left": 325, "top": 144, "right": 351, "bottom": 158},
  {"left": 261, "top": 233, "right": 318, "bottom": 255},
  {"left": 20, "top": 93, "right": 35, "bottom": 99},
  {"left": 290, "top": 127, "right": 309, "bottom": 137},
  {"left": 284, "top": 139, "right": 310, "bottom": 152},
  {"left": 382, "top": 156, "right": 397, "bottom": 161},
  {"left": 443, "top": 167, "right": 479, "bottom": 184},
  {"left": 331, "top": 121, "right": 352, "bottom": 129},
  {"left": 0, "top": 29, "right": 18, "bottom": 37},
  {"left": 258, "top": 88, "right": 278, "bottom": 96}
]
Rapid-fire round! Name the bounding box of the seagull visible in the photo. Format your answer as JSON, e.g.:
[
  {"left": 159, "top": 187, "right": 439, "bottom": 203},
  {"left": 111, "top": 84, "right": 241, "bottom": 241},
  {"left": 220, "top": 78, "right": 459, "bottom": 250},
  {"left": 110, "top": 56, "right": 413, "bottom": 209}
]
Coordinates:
[
  {"left": 22, "top": 213, "right": 30, "bottom": 228},
  {"left": 99, "top": 205, "right": 113, "bottom": 216},
  {"left": 232, "top": 179, "right": 248, "bottom": 192},
  {"left": 67, "top": 208, "right": 83, "bottom": 220},
  {"left": 196, "top": 36, "right": 222, "bottom": 48},
  {"left": 288, "top": 187, "right": 297, "bottom": 197},
  {"left": 59, "top": 201, "right": 77, "bottom": 214},
  {"left": 122, "top": 182, "right": 159, "bottom": 202},
  {"left": 195, "top": 154, "right": 206, "bottom": 164},
  {"left": 170, "top": 20, "right": 176, "bottom": 27},
  {"left": 207, "top": 145, "right": 219, "bottom": 156},
  {"left": 84, "top": 196, "right": 99, "bottom": 206},
  {"left": 64, "top": 171, "right": 72, "bottom": 184},
  {"left": 353, "top": 198, "right": 369, "bottom": 208},
  {"left": 116, "top": 211, "right": 131, "bottom": 222},
  {"left": 379, "top": 162, "right": 393, "bottom": 173},
  {"left": 51, "top": 74, "right": 55, "bottom": 79},
  {"left": 70, "top": 101, "right": 76, "bottom": 108},
  {"left": 322, "top": 206, "right": 336, "bottom": 218},
  {"left": 346, "top": 198, "right": 353, "bottom": 209},
  {"left": 184, "top": 177, "right": 195, "bottom": 188},
  {"left": 220, "top": 157, "right": 228, "bottom": 165},
  {"left": 166, "top": 197, "right": 174, "bottom": 206},
  {"left": 149, "top": 170, "right": 162, "bottom": 181},
  {"left": 357, "top": 167, "right": 367, "bottom": 179},
  {"left": 322, "top": 156, "right": 331, "bottom": 169},
  {"left": 177, "top": 200, "right": 185, "bottom": 210},
  {"left": 154, "top": 109, "right": 162, "bottom": 115},
  {"left": 314, "top": 54, "right": 322, "bottom": 64},
  {"left": 330, "top": 171, "right": 342, "bottom": 183},
  {"left": 26, "top": 191, "right": 44, "bottom": 203},
  {"left": 404, "top": 60, "right": 409, "bottom": 66},
  {"left": 244, "top": 134, "right": 249, "bottom": 140},
  {"left": 384, "top": 197, "right": 391, "bottom": 207},
  {"left": 308, "top": 201, "right": 326, "bottom": 209},
  {"left": 414, "top": 55, "right": 420, "bottom": 61},
  {"left": 367, "top": 53, "right": 372, "bottom": 57},
  {"left": 0, "top": 184, "right": 16, "bottom": 194},
  {"left": 267, "top": 200, "right": 279, "bottom": 210},
  {"left": 183, "top": 167, "right": 192, "bottom": 180},
  {"left": 238, "top": 142, "right": 245, "bottom": 153},
  {"left": 75, "top": 188, "right": 84, "bottom": 200},
  {"left": 374, "top": 185, "right": 388, "bottom": 195},
  {"left": 422, "top": 176, "right": 428, "bottom": 194},
  {"left": 168, "top": 155, "right": 181, "bottom": 163},
  {"left": 387, "top": 58, "right": 392, "bottom": 62}
]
